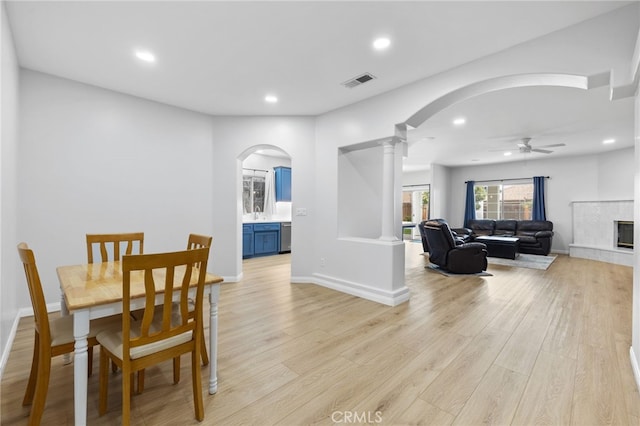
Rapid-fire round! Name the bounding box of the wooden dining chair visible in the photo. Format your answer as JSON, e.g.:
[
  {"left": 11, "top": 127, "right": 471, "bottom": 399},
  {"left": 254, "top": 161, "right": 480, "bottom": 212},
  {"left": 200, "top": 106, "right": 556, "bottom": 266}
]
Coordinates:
[
  {"left": 87, "top": 232, "right": 144, "bottom": 374},
  {"left": 136, "top": 233, "right": 213, "bottom": 394},
  {"left": 86, "top": 232, "right": 144, "bottom": 264},
  {"left": 97, "top": 247, "right": 210, "bottom": 425},
  {"left": 185, "top": 234, "right": 213, "bottom": 366},
  {"left": 17, "top": 243, "right": 120, "bottom": 426}
]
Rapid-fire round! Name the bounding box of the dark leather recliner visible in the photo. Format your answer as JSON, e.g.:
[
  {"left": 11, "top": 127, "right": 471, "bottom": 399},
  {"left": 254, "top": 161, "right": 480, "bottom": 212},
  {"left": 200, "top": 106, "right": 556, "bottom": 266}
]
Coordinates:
[{"left": 420, "top": 219, "right": 488, "bottom": 274}]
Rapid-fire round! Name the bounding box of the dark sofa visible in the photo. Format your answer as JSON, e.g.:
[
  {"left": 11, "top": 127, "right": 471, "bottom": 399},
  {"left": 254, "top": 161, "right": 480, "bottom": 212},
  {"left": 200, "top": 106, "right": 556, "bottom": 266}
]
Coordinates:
[{"left": 454, "top": 219, "right": 554, "bottom": 255}]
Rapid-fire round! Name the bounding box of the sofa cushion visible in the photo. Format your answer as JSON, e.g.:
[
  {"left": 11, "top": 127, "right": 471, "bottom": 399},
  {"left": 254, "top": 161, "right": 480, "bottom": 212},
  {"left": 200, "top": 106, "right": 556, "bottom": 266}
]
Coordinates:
[
  {"left": 517, "top": 220, "right": 553, "bottom": 232},
  {"left": 467, "top": 219, "right": 495, "bottom": 236},
  {"left": 516, "top": 235, "right": 538, "bottom": 244},
  {"left": 494, "top": 220, "right": 517, "bottom": 236}
]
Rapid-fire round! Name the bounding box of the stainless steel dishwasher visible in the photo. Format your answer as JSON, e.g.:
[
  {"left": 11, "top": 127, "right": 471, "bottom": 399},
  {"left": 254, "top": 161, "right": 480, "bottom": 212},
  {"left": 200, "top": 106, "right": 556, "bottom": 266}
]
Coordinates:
[{"left": 280, "top": 222, "right": 291, "bottom": 253}]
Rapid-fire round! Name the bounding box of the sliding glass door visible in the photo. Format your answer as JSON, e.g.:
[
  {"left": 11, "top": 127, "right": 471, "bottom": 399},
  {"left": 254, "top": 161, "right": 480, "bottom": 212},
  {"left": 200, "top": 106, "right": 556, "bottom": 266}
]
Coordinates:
[{"left": 402, "top": 185, "right": 430, "bottom": 239}]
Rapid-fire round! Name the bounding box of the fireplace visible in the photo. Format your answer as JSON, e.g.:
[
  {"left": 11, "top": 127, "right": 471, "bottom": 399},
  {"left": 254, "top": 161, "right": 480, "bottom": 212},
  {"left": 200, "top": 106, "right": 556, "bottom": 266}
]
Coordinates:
[
  {"left": 570, "top": 201, "right": 633, "bottom": 266},
  {"left": 616, "top": 220, "right": 633, "bottom": 249}
]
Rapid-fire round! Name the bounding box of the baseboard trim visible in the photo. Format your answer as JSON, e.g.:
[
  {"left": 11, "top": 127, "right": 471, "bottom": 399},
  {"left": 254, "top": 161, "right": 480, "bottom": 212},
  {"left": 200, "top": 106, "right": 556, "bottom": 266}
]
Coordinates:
[
  {"left": 630, "top": 346, "right": 640, "bottom": 393},
  {"left": 221, "top": 273, "right": 242, "bottom": 283},
  {"left": 0, "top": 302, "right": 62, "bottom": 381},
  {"left": 292, "top": 274, "right": 410, "bottom": 306},
  {"left": 0, "top": 312, "right": 22, "bottom": 381}
]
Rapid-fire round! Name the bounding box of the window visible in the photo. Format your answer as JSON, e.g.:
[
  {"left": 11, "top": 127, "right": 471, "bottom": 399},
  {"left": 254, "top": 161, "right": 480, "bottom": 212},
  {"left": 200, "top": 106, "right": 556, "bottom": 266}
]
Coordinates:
[
  {"left": 243, "top": 174, "right": 265, "bottom": 215},
  {"left": 474, "top": 180, "right": 533, "bottom": 220}
]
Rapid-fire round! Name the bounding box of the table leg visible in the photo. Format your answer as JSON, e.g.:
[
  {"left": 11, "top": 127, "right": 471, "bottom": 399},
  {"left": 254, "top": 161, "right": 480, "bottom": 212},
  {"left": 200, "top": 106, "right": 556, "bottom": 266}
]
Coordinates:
[
  {"left": 60, "top": 288, "right": 72, "bottom": 365},
  {"left": 208, "top": 285, "right": 220, "bottom": 394},
  {"left": 73, "top": 310, "right": 90, "bottom": 426}
]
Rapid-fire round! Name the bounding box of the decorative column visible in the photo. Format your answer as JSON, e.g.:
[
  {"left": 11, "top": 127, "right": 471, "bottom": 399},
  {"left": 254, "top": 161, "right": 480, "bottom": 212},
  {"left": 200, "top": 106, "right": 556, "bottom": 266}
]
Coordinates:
[{"left": 380, "top": 140, "right": 398, "bottom": 241}]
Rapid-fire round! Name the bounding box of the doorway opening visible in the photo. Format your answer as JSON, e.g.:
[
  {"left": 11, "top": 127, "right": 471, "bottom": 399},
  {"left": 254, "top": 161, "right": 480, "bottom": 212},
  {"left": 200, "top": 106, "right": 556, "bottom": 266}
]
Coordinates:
[
  {"left": 240, "top": 146, "right": 292, "bottom": 261},
  {"left": 402, "top": 184, "right": 430, "bottom": 240}
]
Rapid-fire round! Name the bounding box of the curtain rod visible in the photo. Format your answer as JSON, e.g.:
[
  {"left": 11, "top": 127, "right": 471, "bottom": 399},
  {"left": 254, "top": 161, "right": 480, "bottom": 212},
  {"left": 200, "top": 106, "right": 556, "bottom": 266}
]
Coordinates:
[
  {"left": 464, "top": 176, "right": 549, "bottom": 184},
  {"left": 243, "top": 167, "right": 269, "bottom": 173}
]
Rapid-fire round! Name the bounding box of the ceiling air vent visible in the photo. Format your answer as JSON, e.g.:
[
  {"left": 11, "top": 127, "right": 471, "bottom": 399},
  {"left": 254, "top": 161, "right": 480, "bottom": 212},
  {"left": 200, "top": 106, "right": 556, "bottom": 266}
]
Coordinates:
[{"left": 341, "top": 72, "right": 376, "bottom": 89}]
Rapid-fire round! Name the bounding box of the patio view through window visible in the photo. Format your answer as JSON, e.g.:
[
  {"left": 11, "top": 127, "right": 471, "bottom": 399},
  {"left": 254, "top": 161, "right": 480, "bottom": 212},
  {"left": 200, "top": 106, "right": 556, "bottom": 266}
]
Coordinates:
[
  {"left": 402, "top": 185, "right": 430, "bottom": 239},
  {"left": 474, "top": 181, "right": 533, "bottom": 220}
]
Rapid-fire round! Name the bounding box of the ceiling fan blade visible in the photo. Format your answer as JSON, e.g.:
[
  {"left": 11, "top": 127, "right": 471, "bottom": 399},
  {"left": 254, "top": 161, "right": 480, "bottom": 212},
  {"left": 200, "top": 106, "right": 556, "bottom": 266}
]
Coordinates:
[
  {"left": 531, "top": 148, "right": 553, "bottom": 154},
  {"left": 537, "top": 143, "right": 566, "bottom": 148}
]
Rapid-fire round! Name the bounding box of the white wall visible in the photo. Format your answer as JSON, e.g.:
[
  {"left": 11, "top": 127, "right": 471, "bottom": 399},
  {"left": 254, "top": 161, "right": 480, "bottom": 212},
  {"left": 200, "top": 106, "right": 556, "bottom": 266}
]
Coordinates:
[
  {"left": 402, "top": 169, "right": 431, "bottom": 187},
  {"left": 430, "top": 164, "right": 451, "bottom": 221},
  {"left": 633, "top": 61, "right": 640, "bottom": 392},
  {"left": 242, "top": 152, "right": 291, "bottom": 173},
  {"left": 0, "top": 1, "right": 20, "bottom": 376},
  {"left": 447, "top": 148, "right": 634, "bottom": 253},
  {"left": 338, "top": 145, "right": 383, "bottom": 239},
  {"left": 630, "top": 4, "right": 640, "bottom": 392},
  {"left": 18, "top": 70, "right": 215, "bottom": 306}
]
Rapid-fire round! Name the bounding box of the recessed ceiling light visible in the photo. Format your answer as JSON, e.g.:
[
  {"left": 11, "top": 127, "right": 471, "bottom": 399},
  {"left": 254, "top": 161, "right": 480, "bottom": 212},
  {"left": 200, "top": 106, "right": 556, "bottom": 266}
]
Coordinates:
[
  {"left": 134, "top": 50, "right": 156, "bottom": 63},
  {"left": 504, "top": 151, "right": 512, "bottom": 156},
  {"left": 453, "top": 117, "right": 466, "bottom": 126},
  {"left": 265, "top": 95, "right": 278, "bottom": 104},
  {"left": 603, "top": 138, "right": 616, "bottom": 144},
  {"left": 373, "top": 37, "right": 391, "bottom": 50}
]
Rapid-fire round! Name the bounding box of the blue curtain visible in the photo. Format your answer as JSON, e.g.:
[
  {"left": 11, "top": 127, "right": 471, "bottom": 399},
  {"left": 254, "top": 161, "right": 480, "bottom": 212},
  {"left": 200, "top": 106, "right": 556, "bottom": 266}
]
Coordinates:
[
  {"left": 532, "top": 176, "right": 546, "bottom": 221},
  {"left": 464, "top": 181, "right": 475, "bottom": 227}
]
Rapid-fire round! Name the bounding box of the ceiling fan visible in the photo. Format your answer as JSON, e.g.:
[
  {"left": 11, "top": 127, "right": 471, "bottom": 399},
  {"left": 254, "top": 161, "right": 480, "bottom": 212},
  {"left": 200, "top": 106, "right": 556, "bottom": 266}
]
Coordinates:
[{"left": 515, "top": 137, "right": 565, "bottom": 154}]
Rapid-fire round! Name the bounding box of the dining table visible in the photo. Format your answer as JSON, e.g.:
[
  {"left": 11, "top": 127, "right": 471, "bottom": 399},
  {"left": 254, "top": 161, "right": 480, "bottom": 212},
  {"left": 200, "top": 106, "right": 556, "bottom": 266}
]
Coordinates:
[{"left": 57, "top": 260, "right": 224, "bottom": 426}]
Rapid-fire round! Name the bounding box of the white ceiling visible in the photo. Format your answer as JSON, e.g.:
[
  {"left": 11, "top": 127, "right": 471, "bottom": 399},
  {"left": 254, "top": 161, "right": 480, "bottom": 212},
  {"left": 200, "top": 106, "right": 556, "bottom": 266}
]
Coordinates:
[
  {"left": 404, "top": 85, "right": 636, "bottom": 171},
  {"left": 5, "top": 1, "right": 637, "bottom": 169}
]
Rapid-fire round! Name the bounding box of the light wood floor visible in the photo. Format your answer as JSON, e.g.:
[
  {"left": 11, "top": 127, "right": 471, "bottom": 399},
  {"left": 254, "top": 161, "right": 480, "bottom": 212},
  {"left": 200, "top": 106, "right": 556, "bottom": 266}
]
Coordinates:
[{"left": 2, "top": 242, "right": 639, "bottom": 425}]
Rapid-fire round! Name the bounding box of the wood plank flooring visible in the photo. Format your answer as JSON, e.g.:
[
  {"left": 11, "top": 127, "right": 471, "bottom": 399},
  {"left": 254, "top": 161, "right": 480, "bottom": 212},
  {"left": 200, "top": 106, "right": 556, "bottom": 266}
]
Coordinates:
[{"left": 2, "top": 242, "right": 639, "bottom": 425}]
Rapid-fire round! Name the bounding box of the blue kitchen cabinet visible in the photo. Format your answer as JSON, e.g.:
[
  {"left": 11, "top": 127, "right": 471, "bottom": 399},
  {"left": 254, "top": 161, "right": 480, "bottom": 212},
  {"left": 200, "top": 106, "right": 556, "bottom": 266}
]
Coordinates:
[
  {"left": 253, "top": 223, "right": 280, "bottom": 256},
  {"left": 274, "top": 166, "right": 291, "bottom": 202},
  {"left": 242, "top": 224, "right": 254, "bottom": 258}
]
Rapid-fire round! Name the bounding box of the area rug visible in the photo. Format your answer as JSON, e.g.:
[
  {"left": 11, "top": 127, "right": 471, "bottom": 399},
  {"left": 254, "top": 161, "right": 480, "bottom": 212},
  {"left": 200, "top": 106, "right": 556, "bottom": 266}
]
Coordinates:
[
  {"left": 426, "top": 264, "right": 493, "bottom": 277},
  {"left": 488, "top": 253, "right": 557, "bottom": 270}
]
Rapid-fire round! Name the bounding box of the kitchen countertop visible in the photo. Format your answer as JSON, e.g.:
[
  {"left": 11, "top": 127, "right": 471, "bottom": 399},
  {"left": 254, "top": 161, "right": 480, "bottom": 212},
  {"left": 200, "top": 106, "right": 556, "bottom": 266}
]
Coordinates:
[{"left": 243, "top": 219, "right": 291, "bottom": 224}]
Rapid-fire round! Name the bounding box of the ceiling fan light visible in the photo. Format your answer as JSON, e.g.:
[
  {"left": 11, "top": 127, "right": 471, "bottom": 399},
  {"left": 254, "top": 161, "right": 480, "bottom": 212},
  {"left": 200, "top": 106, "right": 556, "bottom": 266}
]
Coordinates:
[
  {"left": 134, "top": 50, "right": 156, "bottom": 63},
  {"left": 373, "top": 37, "right": 391, "bottom": 50}
]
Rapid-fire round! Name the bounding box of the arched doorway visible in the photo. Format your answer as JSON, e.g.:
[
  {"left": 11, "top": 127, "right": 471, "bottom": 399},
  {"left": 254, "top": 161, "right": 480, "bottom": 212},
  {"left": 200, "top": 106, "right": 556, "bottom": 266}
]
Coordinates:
[
  {"left": 238, "top": 144, "right": 293, "bottom": 271},
  {"left": 399, "top": 71, "right": 615, "bottom": 261}
]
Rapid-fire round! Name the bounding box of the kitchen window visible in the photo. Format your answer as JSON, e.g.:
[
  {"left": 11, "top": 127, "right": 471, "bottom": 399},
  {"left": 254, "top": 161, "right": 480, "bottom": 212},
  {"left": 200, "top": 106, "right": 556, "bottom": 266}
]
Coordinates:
[{"left": 243, "top": 174, "right": 265, "bottom": 215}]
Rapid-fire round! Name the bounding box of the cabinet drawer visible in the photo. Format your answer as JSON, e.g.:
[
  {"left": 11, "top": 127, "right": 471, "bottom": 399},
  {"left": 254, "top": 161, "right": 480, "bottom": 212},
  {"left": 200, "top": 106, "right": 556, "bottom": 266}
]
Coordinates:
[
  {"left": 253, "top": 223, "right": 280, "bottom": 231},
  {"left": 243, "top": 224, "right": 253, "bottom": 232}
]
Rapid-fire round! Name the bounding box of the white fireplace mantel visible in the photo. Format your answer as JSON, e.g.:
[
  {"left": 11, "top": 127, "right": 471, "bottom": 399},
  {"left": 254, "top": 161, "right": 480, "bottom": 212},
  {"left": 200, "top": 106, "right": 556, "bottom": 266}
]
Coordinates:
[{"left": 569, "top": 200, "right": 633, "bottom": 266}]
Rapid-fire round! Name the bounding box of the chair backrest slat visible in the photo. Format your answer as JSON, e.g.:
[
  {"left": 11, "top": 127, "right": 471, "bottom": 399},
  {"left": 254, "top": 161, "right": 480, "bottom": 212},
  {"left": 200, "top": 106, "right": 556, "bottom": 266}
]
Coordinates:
[
  {"left": 187, "top": 234, "right": 212, "bottom": 250},
  {"left": 86, "top": 232, "right": 144, "bottom": 263},
  {"left": 122, "top": 247, "right": 209, "bottom": 354},
  {"left": 187, "top": 234, "right": 212, "bottom": 269}
]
